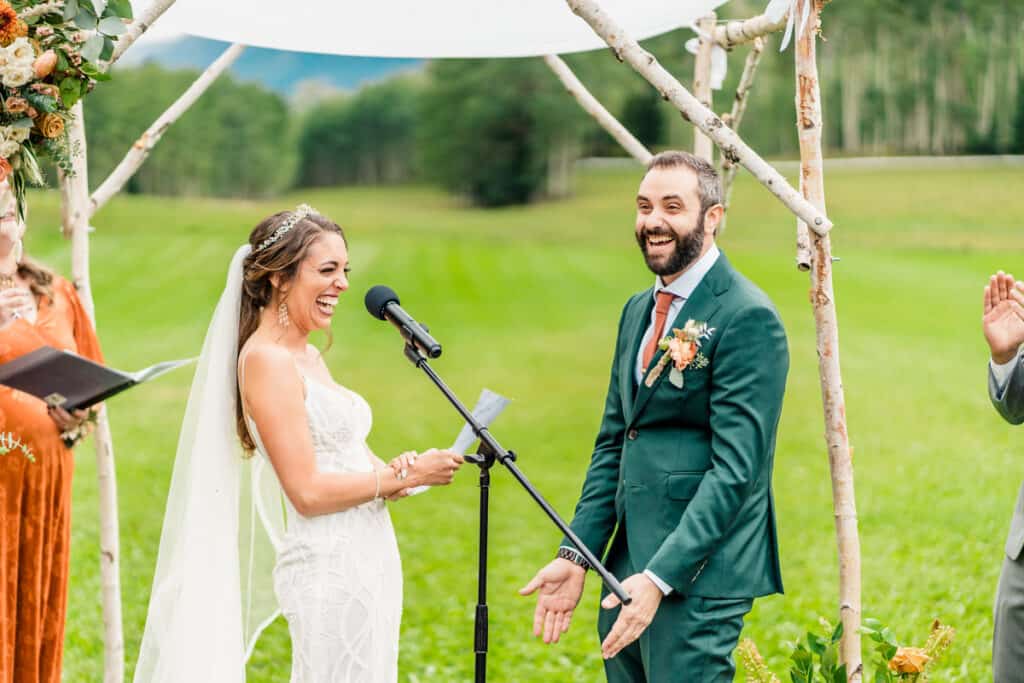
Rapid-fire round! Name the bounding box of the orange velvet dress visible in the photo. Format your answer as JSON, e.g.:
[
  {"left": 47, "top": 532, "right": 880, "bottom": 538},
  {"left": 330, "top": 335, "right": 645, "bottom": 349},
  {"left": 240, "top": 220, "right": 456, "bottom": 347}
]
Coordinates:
[{"left": 0, "top": 276, "right": 103, "bottom": 683}]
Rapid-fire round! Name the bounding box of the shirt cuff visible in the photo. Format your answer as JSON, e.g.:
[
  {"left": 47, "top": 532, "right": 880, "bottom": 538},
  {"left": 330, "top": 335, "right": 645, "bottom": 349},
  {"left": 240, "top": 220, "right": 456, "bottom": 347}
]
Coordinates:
[
  {"left": 643, "top": 569, "right": 673, "bottom": 596},
  {"left": 991, "top": 355, "right": 1018, "bottom": 392}
]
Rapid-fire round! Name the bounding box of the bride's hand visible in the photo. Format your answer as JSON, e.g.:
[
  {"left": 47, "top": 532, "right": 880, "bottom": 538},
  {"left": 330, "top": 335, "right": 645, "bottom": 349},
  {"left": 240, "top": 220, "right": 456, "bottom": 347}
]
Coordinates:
[
  {"left": 388, "top": 451, "right": 418, "bottom": 480},
  {"left": 409, "top": 448, "right": 464, "bottom": 487}
]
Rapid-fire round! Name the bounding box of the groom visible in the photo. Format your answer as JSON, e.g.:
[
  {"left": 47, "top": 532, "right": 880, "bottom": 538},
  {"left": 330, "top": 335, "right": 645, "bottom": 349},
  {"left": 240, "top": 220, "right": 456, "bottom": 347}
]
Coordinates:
[{"left": 522, "top": 151, "right": 789, "bottom": 681}]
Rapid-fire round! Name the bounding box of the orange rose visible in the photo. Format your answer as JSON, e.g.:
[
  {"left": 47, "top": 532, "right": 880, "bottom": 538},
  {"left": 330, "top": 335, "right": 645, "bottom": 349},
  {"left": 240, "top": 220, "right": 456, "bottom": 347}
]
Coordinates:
[
  {"left": 888, "top": 647, "right": 929, "bottom": 674},
  {"left": 0, "top": 158, "right": 11, "bottom": 184},
  {"left": 36, "top": 112, "right": 63, "bottom": 139},
  {"left": 33, "top": 50, "right": 57, "bottom": 79},
  {"left": 668, "top": 338, "right": 698, "bottom": 371}
]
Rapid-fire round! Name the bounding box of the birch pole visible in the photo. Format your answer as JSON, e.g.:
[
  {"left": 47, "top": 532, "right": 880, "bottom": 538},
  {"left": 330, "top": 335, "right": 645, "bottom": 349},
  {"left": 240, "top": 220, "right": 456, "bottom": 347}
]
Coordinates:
[
  {"left": 720, "top": 37, "right": 765, "bottom": 232},
  {"left": 564, "top": 0, "right": 832, "bottom": 235},
  {"left": 543, "top": 54, "right": 651, "bottom": 164},
  {"left": 107, "top": 0, "right": 177, "bottom": 67},
  {"left": 795, "top": 1, "right": 861, "bottom": 679},
  {"left": 712, "top": 12, "right": 788, "bottom": 49},
  {"left": 692, "top": 12, "right": 716, "bottom": 161},
  {"left": 90, "top": 43, "right": 246, "bottom": 216},
  {"left": 59, "top": 103, "right": 125, "bottom": 683}
]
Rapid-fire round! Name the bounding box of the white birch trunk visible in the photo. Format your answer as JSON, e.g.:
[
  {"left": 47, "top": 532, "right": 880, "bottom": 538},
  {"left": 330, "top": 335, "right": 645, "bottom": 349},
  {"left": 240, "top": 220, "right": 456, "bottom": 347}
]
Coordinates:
[
  {"left": 565, "top": 0, "right": 833, "bottom": 235},
  {"left": 720, "top": 37, "right": 765, "bottom": 233},
  {"left": 59, "top": 103, "right": 125, "bottom": 683},
  {"left": 712, "top": 12, "right": 788, "bottom": 49},
  {"left": 90, "top": 43, "right": 246, "bottom": 217},
  {"left": 107, "top": 0, "right": 178, "bottom": 68},
  {"left": 692, "top": 12, "right": 716, "bottom": 162},
  {"left": 795, "top": 3, "right": 861, "bottom": 679},
  {"left": 543, "top": 54, "right": 651, "bottom": 164}
]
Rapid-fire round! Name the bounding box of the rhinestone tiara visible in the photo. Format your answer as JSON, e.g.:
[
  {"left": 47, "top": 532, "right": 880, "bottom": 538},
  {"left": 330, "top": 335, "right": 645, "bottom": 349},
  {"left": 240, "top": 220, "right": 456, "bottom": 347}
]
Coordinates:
[{"left": 255, "top": 204, "right": 317, "bottom": 252}]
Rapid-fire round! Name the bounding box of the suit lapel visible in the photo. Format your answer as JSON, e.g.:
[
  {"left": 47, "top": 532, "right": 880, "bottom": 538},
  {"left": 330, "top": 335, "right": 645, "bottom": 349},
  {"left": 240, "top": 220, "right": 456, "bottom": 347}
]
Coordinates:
[
  {"left": 629, "top": 254, "right": 733, "bottom": 423},
  {"left": 620, "top": 290, "right": 654, "bottom": 425}
]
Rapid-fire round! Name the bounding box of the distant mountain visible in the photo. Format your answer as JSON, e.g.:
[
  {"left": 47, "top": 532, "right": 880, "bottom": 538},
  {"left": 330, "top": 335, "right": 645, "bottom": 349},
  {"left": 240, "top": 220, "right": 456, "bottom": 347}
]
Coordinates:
[{"left": 118, "top": 36, "right": 423, "bottom": 96}]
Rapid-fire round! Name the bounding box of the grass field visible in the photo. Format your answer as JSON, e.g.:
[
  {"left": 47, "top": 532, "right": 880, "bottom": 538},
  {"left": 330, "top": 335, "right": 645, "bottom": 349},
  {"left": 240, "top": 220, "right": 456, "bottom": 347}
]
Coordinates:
[{"left": 24, "top": 160, "right": 1024, "bottom": 681}]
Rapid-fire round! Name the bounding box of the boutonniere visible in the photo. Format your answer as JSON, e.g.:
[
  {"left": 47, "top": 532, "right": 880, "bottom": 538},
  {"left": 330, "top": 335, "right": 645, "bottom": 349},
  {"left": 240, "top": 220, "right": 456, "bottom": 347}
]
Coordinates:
[{"left": 644, "top": 319, "right": 714, "bottom": 389}]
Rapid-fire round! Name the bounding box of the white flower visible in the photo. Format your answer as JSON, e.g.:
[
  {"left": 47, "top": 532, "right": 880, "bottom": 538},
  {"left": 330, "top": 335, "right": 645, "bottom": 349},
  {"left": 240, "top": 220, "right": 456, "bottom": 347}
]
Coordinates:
[
  {"left": 8, "top": 38, "right": 34, "bottom": 65},
  {"left": 9, "top": 126, "right": 29, "bottom": 144},
  {"left": 2, "top": 67, "right": 34, "bottom": 88},
  {"left": 0, "top": 47, "right": 10, "bottom": 69},
  {"left": 0, "top": 140, "right": 21, "bottom": 158}
]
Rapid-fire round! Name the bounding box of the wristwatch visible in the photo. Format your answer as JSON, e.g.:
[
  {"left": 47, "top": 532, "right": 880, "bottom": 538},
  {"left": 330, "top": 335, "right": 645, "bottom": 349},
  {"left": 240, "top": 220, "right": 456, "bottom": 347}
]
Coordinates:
[{"left": 557, "top": 546, "right": 591, "bottom": 570}]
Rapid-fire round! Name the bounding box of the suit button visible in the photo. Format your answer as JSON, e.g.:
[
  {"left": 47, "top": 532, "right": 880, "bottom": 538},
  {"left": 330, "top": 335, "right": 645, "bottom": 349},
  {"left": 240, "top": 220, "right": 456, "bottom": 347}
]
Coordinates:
[{"left": 627, "top": 429, "right": 638, "bottom": 440}]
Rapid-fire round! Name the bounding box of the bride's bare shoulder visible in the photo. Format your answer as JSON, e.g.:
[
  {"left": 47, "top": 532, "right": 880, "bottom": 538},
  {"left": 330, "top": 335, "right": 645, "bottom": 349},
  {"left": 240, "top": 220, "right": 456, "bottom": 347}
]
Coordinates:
[{"left": 239, "top": 340, "right": 297, "bottom": 387}]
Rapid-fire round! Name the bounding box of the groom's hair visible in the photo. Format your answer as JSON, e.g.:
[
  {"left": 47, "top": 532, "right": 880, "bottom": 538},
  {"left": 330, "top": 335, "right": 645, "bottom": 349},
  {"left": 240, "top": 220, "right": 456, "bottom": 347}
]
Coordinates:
[{"left": 644, "top": 150, "right": 722, "bottom": 217}]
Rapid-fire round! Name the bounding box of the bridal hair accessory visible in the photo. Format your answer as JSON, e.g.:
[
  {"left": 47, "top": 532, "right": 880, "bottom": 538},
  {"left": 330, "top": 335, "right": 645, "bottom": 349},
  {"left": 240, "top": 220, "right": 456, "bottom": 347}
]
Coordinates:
[{"left": 255, "top": 204, "right": 317, "bottom": 252}]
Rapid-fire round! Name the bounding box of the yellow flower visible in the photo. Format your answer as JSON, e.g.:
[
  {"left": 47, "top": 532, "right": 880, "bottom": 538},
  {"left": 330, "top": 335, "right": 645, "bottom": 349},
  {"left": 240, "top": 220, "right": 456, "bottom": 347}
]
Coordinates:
[
  {"left": 888, "top": 647, "right": 930, "bottom": 674},
  {"left": 36, "top": 112, "right": 63, "bottom": 139}
]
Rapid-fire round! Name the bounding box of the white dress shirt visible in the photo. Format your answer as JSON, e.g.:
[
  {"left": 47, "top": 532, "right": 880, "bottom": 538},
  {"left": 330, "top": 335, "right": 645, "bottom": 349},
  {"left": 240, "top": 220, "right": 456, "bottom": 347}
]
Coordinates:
[
  {"left": 992, "top": 354, "right": 1020, "bottom": 393},
  {"left": 634, "top": 245, "right": 721, "bottom": 386}
]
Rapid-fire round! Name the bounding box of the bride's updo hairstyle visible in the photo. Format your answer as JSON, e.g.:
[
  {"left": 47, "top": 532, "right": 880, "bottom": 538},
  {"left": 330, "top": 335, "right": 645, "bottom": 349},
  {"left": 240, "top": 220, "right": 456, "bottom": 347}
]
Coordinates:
[{"left": 235, "top": 206, "right": 346, "bottom": 451}]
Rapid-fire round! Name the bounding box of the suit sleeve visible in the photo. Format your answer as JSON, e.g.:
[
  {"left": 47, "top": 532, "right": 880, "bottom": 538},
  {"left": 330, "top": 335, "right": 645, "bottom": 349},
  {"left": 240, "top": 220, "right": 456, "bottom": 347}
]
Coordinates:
[
  {"left": 990, "top": 348, "right": 1024, "bottom": 425},
  {"left": 646, "top": 305, "right": 789, "bottom": 593},
  {"left": 560, "top": 301, "right": 631, "bottom": 559}
]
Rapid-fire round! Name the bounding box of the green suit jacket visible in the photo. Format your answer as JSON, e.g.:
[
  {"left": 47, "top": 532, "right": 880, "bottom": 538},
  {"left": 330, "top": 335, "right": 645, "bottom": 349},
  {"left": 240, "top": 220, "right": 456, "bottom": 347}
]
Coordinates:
[{"left": 563, "top": 252, "right": 788, "bottom": 597}]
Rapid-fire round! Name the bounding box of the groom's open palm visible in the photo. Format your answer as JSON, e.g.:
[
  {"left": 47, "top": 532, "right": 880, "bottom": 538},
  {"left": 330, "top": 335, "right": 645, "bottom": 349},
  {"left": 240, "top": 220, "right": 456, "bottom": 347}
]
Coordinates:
[
  {"left": 984, "top": 272, "right": 1024, "bottom": 364},
  {"left": 519, "top": 559, "right": 585, "bottom": 644}
]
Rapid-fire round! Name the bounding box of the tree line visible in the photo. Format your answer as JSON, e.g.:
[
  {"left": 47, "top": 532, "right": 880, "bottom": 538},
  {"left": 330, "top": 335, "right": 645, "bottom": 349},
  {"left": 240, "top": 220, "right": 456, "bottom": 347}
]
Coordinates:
[{"left": 82, "top": 1, "right": 1024, "bottom": 207}]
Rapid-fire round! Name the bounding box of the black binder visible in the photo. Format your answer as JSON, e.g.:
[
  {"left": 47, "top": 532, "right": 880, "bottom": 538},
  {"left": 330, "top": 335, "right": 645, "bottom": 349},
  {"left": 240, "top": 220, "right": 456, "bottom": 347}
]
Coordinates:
[{"left": 0, "top": 346, "right": 195, "bottom": 411}]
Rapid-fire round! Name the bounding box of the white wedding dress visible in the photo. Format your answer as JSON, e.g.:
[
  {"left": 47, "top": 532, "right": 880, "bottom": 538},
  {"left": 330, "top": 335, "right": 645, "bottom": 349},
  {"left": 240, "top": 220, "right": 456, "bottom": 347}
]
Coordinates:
[{"left": 244, "top": 358, "right": 403, "bottom": 682}]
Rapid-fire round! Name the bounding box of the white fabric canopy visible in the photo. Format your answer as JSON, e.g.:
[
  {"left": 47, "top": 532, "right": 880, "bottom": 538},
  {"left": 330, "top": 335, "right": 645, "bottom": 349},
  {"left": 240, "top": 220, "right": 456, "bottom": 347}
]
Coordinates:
[{"left": 150, "top": 0, "right": 728, "bottom": 58}]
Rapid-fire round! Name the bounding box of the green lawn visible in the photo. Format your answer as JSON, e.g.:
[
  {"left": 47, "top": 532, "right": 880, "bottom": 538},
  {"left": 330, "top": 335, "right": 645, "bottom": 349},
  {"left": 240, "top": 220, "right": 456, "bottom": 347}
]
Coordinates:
[{"left": 24, "top": 161, "right": 1024, "bottom": 681}]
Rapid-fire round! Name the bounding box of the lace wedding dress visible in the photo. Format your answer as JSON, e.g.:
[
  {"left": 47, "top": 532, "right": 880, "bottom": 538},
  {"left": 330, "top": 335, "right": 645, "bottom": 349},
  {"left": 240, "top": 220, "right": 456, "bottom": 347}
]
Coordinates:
[{"left": 245, "top": 363, "right": 403, "bottom": 682}]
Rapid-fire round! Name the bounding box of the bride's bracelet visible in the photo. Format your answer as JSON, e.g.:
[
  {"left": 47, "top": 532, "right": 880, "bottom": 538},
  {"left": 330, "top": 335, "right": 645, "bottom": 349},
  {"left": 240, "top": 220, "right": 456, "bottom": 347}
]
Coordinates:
[{"left": 373, "top": 467, "right": 382, "bottom": 501}]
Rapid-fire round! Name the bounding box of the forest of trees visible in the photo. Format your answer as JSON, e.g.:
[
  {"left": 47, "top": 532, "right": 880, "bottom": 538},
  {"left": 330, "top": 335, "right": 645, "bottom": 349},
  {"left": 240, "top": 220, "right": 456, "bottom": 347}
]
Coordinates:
[{"left": 81, "top": 0, "right": 1024, "bottom": 205}]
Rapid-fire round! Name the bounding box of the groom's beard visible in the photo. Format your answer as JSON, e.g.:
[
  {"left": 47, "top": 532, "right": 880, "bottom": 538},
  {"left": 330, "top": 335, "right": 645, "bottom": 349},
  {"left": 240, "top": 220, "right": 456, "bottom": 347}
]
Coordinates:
[{"left": 637, "top": 213, "right": 705, "bottom": 277}]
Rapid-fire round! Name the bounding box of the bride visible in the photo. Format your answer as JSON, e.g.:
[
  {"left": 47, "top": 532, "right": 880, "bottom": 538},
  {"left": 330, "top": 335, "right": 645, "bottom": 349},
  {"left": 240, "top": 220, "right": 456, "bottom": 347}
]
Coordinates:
[{"left": 134, "top": 205, "right": 463, "bottom": 682}]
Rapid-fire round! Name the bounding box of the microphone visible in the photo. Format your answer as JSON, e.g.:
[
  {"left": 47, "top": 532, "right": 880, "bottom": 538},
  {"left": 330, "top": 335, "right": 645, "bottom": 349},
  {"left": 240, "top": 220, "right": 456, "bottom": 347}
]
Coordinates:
[{"left": 364, "top": 285, "right": 442, "bottom": 359}]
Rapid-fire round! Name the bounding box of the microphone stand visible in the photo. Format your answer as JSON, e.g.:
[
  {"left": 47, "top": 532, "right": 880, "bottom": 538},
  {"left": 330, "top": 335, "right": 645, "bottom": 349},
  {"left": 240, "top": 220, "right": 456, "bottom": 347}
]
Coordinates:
[{"left": 401, "top": 341, "right": 631, "bottom": 683}]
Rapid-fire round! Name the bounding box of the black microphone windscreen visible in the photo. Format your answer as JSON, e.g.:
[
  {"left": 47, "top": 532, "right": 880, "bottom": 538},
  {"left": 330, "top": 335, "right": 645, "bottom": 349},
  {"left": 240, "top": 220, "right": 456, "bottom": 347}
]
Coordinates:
[{"left": 365, "top": 285, "right": 400, "bottom": 320}]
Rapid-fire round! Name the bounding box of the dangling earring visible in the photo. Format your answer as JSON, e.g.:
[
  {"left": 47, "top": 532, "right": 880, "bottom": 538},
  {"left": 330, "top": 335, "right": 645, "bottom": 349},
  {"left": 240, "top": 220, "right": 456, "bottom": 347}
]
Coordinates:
[
  {"left": 278, "top": 301, "right": 290, "bottom": 328},
  {"left": 13, "top": 239, "right": 22, "bottom": 264}
]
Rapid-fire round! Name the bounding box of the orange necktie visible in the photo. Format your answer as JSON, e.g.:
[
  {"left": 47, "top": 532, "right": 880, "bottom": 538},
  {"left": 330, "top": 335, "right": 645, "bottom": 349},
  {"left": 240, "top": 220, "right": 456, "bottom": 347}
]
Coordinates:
[{"left": 643, "top": 291, "right": 677, "bottom": 369}]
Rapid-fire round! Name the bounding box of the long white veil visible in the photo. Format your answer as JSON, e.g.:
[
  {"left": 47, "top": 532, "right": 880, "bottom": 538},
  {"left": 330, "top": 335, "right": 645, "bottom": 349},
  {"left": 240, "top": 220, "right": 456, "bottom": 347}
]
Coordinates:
[{"left": 134, "top": 244, "right": 286, "bottom": 682}]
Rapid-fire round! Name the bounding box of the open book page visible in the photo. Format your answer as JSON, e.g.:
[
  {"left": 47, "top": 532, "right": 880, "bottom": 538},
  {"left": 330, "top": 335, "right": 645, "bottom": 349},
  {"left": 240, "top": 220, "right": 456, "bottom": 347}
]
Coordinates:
[
  {"left": 407, "top": 388, "right": 511, "bottom": 496},
  {"left": 128, "top": 357, "right": 198, "bottom": 384}
]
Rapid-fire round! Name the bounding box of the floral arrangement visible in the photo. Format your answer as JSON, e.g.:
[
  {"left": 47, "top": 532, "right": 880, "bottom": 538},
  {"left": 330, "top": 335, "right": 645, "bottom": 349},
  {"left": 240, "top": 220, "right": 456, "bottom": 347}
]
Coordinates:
[
  {"left": 0, "top": 0, "right": 132, "bottom": 217},
  {"left": 644, "top": 318, "right": 714, "bottom": 388},
  {"left": 738, "top": 617, "right": 956, "bottom": 683}
]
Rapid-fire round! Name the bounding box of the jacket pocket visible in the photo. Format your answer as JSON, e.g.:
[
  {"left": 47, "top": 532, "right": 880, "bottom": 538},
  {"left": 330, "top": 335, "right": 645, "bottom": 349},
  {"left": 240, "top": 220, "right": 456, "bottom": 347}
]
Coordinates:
[{"left": 667, "top": 472, "right": 703, "bottom": 501}]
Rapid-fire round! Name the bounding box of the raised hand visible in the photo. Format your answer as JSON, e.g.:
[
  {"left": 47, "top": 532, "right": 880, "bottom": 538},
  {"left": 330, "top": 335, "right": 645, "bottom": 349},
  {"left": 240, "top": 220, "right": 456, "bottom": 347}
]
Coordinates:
[
  {"left": 983, "top": 271, "right": 1024, "bottom": 364},
  {"left": 518, "top": 558, "right": 586, "bottom": 644}
]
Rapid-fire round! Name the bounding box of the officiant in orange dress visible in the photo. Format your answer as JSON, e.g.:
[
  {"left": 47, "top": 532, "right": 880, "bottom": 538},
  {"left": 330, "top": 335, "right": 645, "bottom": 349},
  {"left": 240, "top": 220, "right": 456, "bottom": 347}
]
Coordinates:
[{"left": 0, "top": 179, "right": 102, "bottom": 683}]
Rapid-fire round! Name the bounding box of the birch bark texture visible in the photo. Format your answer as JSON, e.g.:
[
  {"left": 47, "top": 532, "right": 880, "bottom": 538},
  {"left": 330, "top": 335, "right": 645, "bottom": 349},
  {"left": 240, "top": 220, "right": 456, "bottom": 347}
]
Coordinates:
[
  {"left": 59, "top": 104, "right": 126, "bottom": 683},
  {"left": 794, "top": 1, "right": 862, "bottom": 679}
]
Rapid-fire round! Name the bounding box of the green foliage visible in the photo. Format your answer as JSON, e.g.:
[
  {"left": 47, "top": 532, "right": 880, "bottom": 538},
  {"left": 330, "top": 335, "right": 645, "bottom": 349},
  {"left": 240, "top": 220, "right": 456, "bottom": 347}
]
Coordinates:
[
  {"left": 788, "top": 619, "right": 846, "bottom": 683},
  {"left": 620, "top": 89, "right": 665, "bottom": 148},
  {"left": 295, "top": 75, "right": 422, "bottom": 187},
  {"left": 83, "top": 64, "right": 294, "bottom": 198},
  {"left": 417, "top": 58, "right": 584, "bottom": 206}
]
